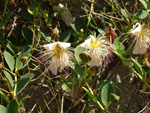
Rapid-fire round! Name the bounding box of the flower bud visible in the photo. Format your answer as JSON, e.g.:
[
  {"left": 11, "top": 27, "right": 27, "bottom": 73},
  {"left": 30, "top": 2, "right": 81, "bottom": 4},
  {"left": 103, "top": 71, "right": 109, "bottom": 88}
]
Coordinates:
[
  {"left": 79, "top": 51, "right": 91, "bottom": 64},
  {"left": 20, "top": 57, "right": 28, "bottom": 63}
]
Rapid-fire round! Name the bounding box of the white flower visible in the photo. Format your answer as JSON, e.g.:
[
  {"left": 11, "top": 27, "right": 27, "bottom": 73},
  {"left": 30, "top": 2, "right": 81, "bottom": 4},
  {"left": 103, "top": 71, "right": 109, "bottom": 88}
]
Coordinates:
[
  {"left": 130, "top": 22, "right": 150, "bottom": 54},
  {"left": 130, "top": 22, "right": 142, "bottom": 35},
  {"left": 40, "top": 42, "right": 72, "bottom": 75},
  {"left": 79, "top": 35, "right": 111, "bottom": 67}
]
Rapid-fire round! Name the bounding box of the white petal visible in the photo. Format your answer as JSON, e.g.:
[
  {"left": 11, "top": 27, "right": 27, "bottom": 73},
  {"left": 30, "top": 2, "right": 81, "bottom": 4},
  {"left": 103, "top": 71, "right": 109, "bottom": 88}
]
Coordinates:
[
  {"left": 131, "top": 22, "right": 142, "bottom": 35},
  {"left": 133, "top": 38, "right": 147, "bottom": 54},
  {"left": 43, "top": 42, "right": 57, "bottom": 50},
  {"left": 57, "top": 42, "right": 71, "bottom": 49},
  {"left": 80, "top": 38, "right": 91, "bottom": 47},
  {"left": 89, "top": 35, "right": 96, "bottom": 42}
]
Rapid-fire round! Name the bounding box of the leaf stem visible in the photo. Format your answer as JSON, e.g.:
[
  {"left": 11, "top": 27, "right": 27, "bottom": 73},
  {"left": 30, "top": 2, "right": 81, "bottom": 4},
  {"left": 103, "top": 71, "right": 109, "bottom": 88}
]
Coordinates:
[
  {"left": 0, "top": 0, "right": 8, "bottom": 29},
  {"left": 84, "top": 63, "right": 105, "bottom": 112},
  {"left": 122, "top": 60, "right": 150, "bottom": 89}
]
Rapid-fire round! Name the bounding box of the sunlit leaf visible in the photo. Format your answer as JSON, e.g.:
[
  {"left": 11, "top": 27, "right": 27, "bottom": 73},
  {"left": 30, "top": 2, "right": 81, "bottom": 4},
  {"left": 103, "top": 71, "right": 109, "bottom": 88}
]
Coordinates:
[
  {"left": 101, "top": 83, "right": 114, "bottom": 107},
  {"left": 27, "top": 4, "right": 37, "bottom": 15},
  {"left": 111, "top": 93, "right": 120, "bottom": 104},
  {"left": 0, "top": 105, "right": 6, "bottom": 113},
  {"left": 4, "top": 51, "right": 15, "bottom": 71},
  {"left": 134, "top": 10, "right": 148, "bottom": 19},
  {"left": 82, "top": 86, "right": 96, "bottom": 100},
  {"left": 131, "top": 57, "right": 143, "bottom": 76},
  {"left": 4, "top": 71, "right": 14, "bottom": 90},
  {"left": 75, "top": 46, "right": 87, "bottom": 63},
  {"left": 120, "top": 8, "right": 129, "bottom": 22},
  {"left": 116, "top": 74, "right": 121, "bottom": 83},
  {"left": 139, "top": 0, "right": 150, "bottom": 12}
]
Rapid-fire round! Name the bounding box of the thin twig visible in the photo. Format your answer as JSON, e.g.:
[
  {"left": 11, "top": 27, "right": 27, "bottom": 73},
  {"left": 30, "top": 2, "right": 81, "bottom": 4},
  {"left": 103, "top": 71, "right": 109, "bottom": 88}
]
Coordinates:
[
  {"left": 138, "top": 102, "right": 149, "bottom": 113},
  {"left": 61, "top": 95, "right": 64, "bottom": 113},
  {"left": 29, "top": 104, "right": 37, "bottom": 113},
  {"left": 81, "top": 104, "right": 86, "bottom": 113},
  {"left": 7, "top": 16, "right": 17, "bottom": 37}
]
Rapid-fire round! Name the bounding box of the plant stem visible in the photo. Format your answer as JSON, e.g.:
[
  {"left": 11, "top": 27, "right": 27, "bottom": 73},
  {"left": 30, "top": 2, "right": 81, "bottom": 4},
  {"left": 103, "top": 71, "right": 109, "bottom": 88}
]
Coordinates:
[
  {"left": 123, "top": 61, "right": 150, "bottom": 89},
  {"left": 0, "top": 0, "right": 8, "bottom": 29},
  {"left": 87, "top": 0, "right": 95, "bottom": 28},
  {"left": 85, "top": 82, "right": 105, "bottom": 112},
  {"left": 84, "top": 63, "right": 105, "bottom": 112}
]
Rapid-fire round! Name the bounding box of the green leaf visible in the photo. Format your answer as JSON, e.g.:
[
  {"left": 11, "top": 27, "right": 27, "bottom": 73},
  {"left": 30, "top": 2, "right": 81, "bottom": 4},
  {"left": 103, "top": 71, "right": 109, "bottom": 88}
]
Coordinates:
[
  {"left": 23, "top": 11, "right": 33, "bottom": 23},
  {"left": 0, "top": 105, "right": 6, "bottom": 113},
  {"left": 59, "top": 32, "right": 71, "bottom": 42},
  {"left": 0, "top": 91, "right": 10, "bottom": 103},
  {"left": 101, "top": 83, "right": 115, "bottom": 107},
  {"left": 111, "top": 93, "right": 120, "bottom": 104},
  {"left": 95, "top": 80, "right": 111, "bottom": 91},
  {"left": 21, "top": 46, "right": 32, "bottom": 53},
  {"left": 4, "top": 71, "right": 14, "bottom": 90},
  {"left": 98, "top": 29, "right": 105, "bottom": 36},
  {"left": 62, "top": 83, "right": 72, "bottom": 91},
  {"left": 70, "top": 18, "right": 87, "bottom": 35},
  {"left": 27, "top": 4, "right": 37, "bottom": 15},
  {"left": 4, "top": 51, "right": 15, "bottom": 71},
  {"left": 75, "top": 46, "right": 87, "bottom": 63},
  {"left": 139, "top": 0, "right": 150, "bottom": 12},
  {"left": 134, "top": 10, "right": 148, "bottom": 19},
  {"left": 61, "top": 78, "right": 78, "bottom": 92},
  {"left": 7, "top": 44, "right": 16, "bottom": 58},
  {"left": 120, "top": 8, "right": 129, "bottom": 22},
  {"left": 74, "top": 63, "right": 84, "bottom": 77},
  {"left": 6, "top": 99, "right": 18, "bottom": 113},
  {"left": 116, "top": 74, "right": 121, "bottom": 83},
  {"left": 114, "top": 86, "right": 120, "bottom": 94},
  {"left": 131, "top": 57, "right": 143, "bottom": 76},
  {"left": 3, "top": 12, "right": 12, "bottom": 25},
  {"left": 16, "top": 73, "right": 35, "bottom": 95},
  {"left": 82, "top": 86, "right": 96, "bottom": 100},
  {"left": 115, "top": 39, "right": 125, "bottom": 54},
  {"left": 21, "top": 27, "right": 33, "bottom": 44}
]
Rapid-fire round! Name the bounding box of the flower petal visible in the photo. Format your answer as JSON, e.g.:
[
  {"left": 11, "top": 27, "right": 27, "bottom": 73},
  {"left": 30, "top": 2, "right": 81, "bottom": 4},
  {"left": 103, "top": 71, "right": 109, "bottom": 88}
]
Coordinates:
[
  {"left": 131, "top": 22, "right": 141, "bottom": 35},
  {"left": 43, "top": 43, "right": 57, "bottom": 50},
  {"left": 80, "top": 38, "right": 91, "bottom": 48},
  {"left": 57, "top": 42, "right": 71, "bottom": 49}
]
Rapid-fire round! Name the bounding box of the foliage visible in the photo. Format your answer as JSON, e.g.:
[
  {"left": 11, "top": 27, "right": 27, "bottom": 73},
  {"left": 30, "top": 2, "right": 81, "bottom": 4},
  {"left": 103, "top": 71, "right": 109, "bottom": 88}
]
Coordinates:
[{"left": 0, "top": 0, "right": 150, "bottom": 113}]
